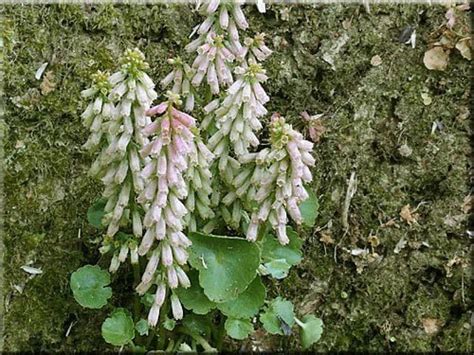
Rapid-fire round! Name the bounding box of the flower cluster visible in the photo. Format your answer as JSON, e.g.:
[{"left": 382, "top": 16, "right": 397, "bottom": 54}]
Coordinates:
[
  {"left": 205, "top": 61, "right": 269, "bottom": 176},
  {"left": 81, "top": 70, "right": 114, "bottom": 151},
  {"left": 160, "top": 58, "right": 196, "bottom": 112},
  {"left": 246, "top": 114, "right": 315, "bottom": 245},
  {"left": 240, "top": 33, "right": 272, "bottom": 63},
  {"left": 188, "top": 0, "right": 249, "bottom": 56},
  {"left": 135, "top": 93, "right": 196, "bottom": 325},
  {"left": 160, "top": 1, "right": 254, "bottom": 105},
  {"left": 82, "top": 48, "right": 157, "bottom": 271}
]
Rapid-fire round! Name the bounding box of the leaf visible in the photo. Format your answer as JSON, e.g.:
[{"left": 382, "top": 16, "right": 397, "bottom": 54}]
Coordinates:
[
  {"left": 261, "top": 227, "right": 303, "bottom": 266},
  {"left": 299, "top": 189, "right": 319, "bottom": 227},
  {"left": 217, "top": 277, "right": 266, "bottom": 319},
  {"left": 135, "top": 319, "right": 149, "bottom": 336},
  {"left": 175, "top": 270, "right": 216, "bottom": 315},
  {"left": 225, "top": 318, "right": 254, "bottom": 340},
  {"left": 423, "top": 47, "right": 449, "bottom": 71},
  {"left": 182, "top": 314, "right": 213, "bottom": 338},
  {"left": 260, "top": 297, "right": 295, "bottom": 335},
  {"left": 262, "top": 259, "right": 291, "bottom": 279},
  {"left": 87, "top": 198, "right": 107, "bottom": 228},
  {"left": 101, "top": 308, "right": 135, "bottom": 346},
  {"left": 188, "top": 232, "right": 261, "bottom": 303},
  {"left": 70, "top": 265, "right": 112, "bottom": 309},
  {"left": 296, "top": 315, "right": 324, "bottom": 349},
  {"left": 455, "top": 39, "right": 471, "bottom": 60}
]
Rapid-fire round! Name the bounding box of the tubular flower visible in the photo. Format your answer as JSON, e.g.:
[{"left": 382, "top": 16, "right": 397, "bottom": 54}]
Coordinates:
[
  {"left": 83, "top": 49, "right": 157, "bottom": 249},
  {"left": 135, "top": 92, "right": 194, "bottom": 325},
  {"left": 160, "top": 57, "right": 196, "bottom": 112},
  {"left": 247, "top": 114, "right": 315, "bottom": 245},
  {"left": 206, "top": 60, "right": 269, "bottom": 159}
]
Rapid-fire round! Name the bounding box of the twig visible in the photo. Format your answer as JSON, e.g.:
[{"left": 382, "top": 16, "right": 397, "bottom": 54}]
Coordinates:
[{"left": 342, "top": 171, "right": 357, "bottom": 232}]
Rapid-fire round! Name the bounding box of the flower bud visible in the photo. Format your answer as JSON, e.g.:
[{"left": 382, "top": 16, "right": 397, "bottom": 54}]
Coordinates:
[
  {"left": 118, "top": 244, "right": 129, "bottom": 263},
  {"left": 170, "top": 294, "right": 183, "bottom": 320},
  {"left": 167, "top": 267, "right": 179, "bottom": 289},
  {"left": 176, "top": 266, "right": 191, "bottom": 288},
  {"left": 148, "top": 303, "right": 161, "bottom": 327},
  {"left": 154, "top": 283, "right": 167, "bottom": 306}
]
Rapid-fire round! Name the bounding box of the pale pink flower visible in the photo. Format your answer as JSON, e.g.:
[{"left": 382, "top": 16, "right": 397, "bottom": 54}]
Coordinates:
[{"left": 246, "top": 114, "right": 316, "bottom": 245}]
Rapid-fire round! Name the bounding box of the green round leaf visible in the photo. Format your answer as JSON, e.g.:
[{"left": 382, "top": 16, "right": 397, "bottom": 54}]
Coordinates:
[
  {"left": 261, "top": 226, "right": 303, "bottom": 266},
  {"left": 260, "top": 297, "right": 295, "bottom": 335},
  {"left": 263, "top": 259, "right": 291, "bottom": 279},
  {"left": 188, "top": 232, "right": 261, "bottom": 303},
  {"left": 225, "top": 318, "right": 254, "bottom": 340},
  {"left": 217, "top": 277, "right": 265, "bottom": 319},
  {"left": 175, "top": 270, "right": 216, "bottom": 315},
  {"left": 135, "top": 319, "right": 149, "bottom": 336},
  {"left": 298, "top": 315, "right": 324, "bottom": 349},
  {"left": 87, "top": 198, "right": 107, "bottom": 228},
  {"left": 70, "top": 265, "right": 112, "bottom": 309},
  {"left": 101, "top": 308, "right": 135, "bottom": 346},
  {"left": 299, "top": 189, "right": 319, "bottom": 227}
]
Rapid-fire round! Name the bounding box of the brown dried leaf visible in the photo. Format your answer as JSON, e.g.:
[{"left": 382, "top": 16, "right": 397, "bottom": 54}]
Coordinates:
[
  {"left": 455, "top": 38, "right": 471, "bottom": 60},
  {"left": 462, "top": 195, "right": 473, "bottom": 213},
  {"left": 319, "top": 232, "right": 334, "bottom": 245},
  {"left": 40, "top": 70, "right": 56, "bottom": 95},
  {"left": 422, "top": 318, "right": 442, "bottom": 335},
  {"left": 400, "top": 204, "right": 418, "bottom": 225},
  {"left": 423, "top": 47, "right": 449, "bottom": 71}
]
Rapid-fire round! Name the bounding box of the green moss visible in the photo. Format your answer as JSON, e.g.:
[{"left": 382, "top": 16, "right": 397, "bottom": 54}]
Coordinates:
[{"left": 2, "top": 3, "right": 471, "bottom": 352}]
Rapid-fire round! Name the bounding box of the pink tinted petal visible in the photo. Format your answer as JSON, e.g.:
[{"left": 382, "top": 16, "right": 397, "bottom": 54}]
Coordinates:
[{"left": 146, "top": 102, "right": 168, "bottom": 116}]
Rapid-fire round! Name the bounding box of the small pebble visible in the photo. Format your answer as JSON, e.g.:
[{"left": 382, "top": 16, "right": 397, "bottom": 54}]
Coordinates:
[{"left": 370, "top": 55, "right": 382, "bottom": 66}]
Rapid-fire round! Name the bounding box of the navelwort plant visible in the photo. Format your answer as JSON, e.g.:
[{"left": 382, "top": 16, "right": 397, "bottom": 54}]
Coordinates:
[{"left": 71, "top": 1, "right": 323, "bottom": 351}]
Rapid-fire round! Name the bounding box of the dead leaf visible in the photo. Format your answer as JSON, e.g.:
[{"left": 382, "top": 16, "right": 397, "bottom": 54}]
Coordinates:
[
  {"left": 455, "top": 38, "right": 471, "bottom": 60},
  {"left": 423, "top": 47, "right": 449, "bottom": 71},
  {"left": 400, "top": 204, "right": 419, "bottom": 225},
  {"left": 381, "top": 218, "right": 399, "bottom": 228},
  {"left": 300, "top": 111, "right": 326, "bottom": 143},
  {"left": 40, "top": 70, "right": 56, "bottom": 95},
  {"left": 394, "top": 237, "right": 407, "bottom": 254},
  {"left": 422, "top": 318, "right": 442, "bottom": 335},
  {"left": 462, "top": 195, "right": 473, "bottom": 213},
  {"left": 319, "top": 232, "right": 334, "bottom": 245}
]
